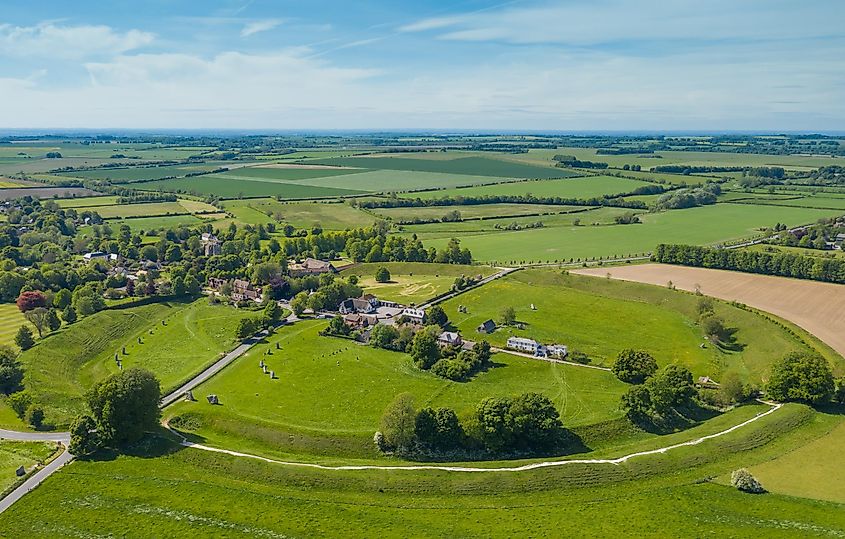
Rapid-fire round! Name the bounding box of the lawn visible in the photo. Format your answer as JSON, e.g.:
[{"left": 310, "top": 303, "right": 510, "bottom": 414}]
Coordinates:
[
  {"left": 310, "top": 155, "right": 577, "bottom": 179},
  {"left": 0, "top": 303, "right": 31, "bottom": 350},
  {"left": 401, "top": 175, "right": 652, "bottom": 200},
  {"left": 165, "top": 319, "right": 628, "bottom": 461},
  {"left": 341, "top": 262, "right": 497, "bottom": 304},
  {"left": 0, "top": 441, "right": 58, "bottom": 493},
  {"left": 17, "top": 298, "right": 253, "bottom": 426},
  {"left": 2, "top": 404, "right": 844, "bottom": 537},
  {"left": 441, "top": 270, "right": 820, "bottom": 382},
  {"left": 422, "top": 203, "right": 842, "bottom": 263}
]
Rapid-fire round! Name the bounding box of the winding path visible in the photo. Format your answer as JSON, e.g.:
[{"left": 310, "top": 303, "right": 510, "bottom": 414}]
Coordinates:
[{"left": 170, "top": 402, "right": 782, "bottom": 472}]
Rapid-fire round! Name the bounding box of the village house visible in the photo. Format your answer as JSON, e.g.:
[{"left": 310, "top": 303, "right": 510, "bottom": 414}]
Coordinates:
[
  {"left": 477, "top": 319, "right": 496, "bottom": 334},
  {"left": 208, "top": 277, "right": 227, "bottom": 291},
  {"left": 338, "top": 296, "right": 377, "bottom": 315},
  {"left": 401, "top": 307, "right": 425, "bottom": 325},
  {"left": 437, "top": 331, "right": 463, "bottom": 347},
  {"left": 231, "top": 279, "right": 262, "bottom": 302},
  {"left": 288, "top": 257, "right": 337, "bottom": 277},
  {"left": 506, "top": 336, "right": 544, "bottom": 356},
  {"left": 343, "top": 313, "right": 379, "bottom": 330},
  {"left": 546, "top": 344, "right": 568, "bottom": 359},
  {"left": 83, "top": 251, "right": 118, "bottom": 261},
  {"left": 201, "top": 233, "right": 222, "bottom": 256}
]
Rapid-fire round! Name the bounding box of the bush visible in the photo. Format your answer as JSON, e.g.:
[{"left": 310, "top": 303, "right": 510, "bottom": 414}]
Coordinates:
[
  {"left": 612, "top": 349, "right": 657, "bottom": 384},
  {"left": 375, "top": 266, "right": 391, "bottom": 283},
  {"left": 0, "top": 346, "right": 24, "bottom": 394},
  {"left": 14, "top": 326, "right": 35, "bottom": 351},
  {"left": 7, "top": 391, "right": 31, "bottom": 419},
  {"left": 731, "top": 468, "right": 765, "bottom": 493},
  {"left": 25, "top": 406, "right": 44, "bottom": 429}
]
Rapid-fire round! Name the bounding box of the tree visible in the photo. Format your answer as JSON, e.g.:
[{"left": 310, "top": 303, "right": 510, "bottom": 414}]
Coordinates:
[
  {"left": 46, "top": 309, "right": 61, "bottom": 332},
  {"left": 720, "top": 371, "right": 749, "bottom": 403},
  {"left": 370, "top": 324, "right": 399, "bottom": 349},
  {"left": 410, "top": 327, "right": 440, "bottom": 370},
  {"left": 86, "top": 368, "right": 161, "bottom": 445},
  {"left": 415, "top": 407, "right": 463, "bottom": 450},
  {"left": 16, "top": 290, "right": 46, "bottom": 312},
  {"left": 68, "top": 414, "right": 100, "bottom": 456},
  {"left": 647, "top": 364, "right": 696, "bottom": 413},
  {"left": 0, "top": 346, "right": 23, "bottom": 394},
  {"left": 499, "top": 306, "right": 516, "bottom": 326},
  {"left": 184, "top": 275, "right": 201, "bottom": 295},
  {"left": 380, "top": 393, "right": 416, "bottom": 451},
  {"left": 53, "top": 288, "right": 72, "bottom": 310},
  {"left": 767, "top": 352, "right": 834, "bottom": 404},
  {"left": 236, "top": 318, "right": 259, "bottom": 339},
  {"left": 14, "top": 325, "right": 34, "bottom": 351},
  {"left": 290, "top": 292, "right": 308, "bottom": 316},
  {"left": 731, "top": 468, "right": 765, "bottom": 494},
  {"left": 326, "top": 315, "right": 349, "bottom": 336},
  {"left": 621, "top": 385, "right": 652, "bottom": 420},
  {"left": 24, "top": 307, "right": 50, "bottom": 338},
  {"left": 700, "top": 315, "right": 728, "bottom": 341},
  {"left": 62, "top": 305, "right": 77, "bottom": 325},
  {"left": 835, "top": 378, "right": 845, "bottom": 405},
  {"left": 612, "top": 349, "right": 658, "bottom": 384},
  {"left": 426, "top": 305, "right": 448, "bottom": 328},
  {"left": 8, "top": 391, "right": 31, "bottom": 419},
  {"left": 375, "top": 266, "right": 391, "bottom": 283},
  {"left": 172, "top": 276, "right": 186, "bottom": 296},
  {"left": 509, "top": 392, "right": 562, "bottom": 451},
  {"left": 25, "top": 406, "right": 44, "bottom": 429},
  {"left": 476, "top": 397, "right": 513, "bottom": 453},
  {"left": 263, "top": 300, "right": 282, "bottom": 323}
]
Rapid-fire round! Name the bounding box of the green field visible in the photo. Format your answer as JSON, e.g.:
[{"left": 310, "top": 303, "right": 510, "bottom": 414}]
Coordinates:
[
  {"left": 104, "top": 214, "right": 207, "bottom": 232},
  {"left": 56, "top": 163, "right": 228, "bottom": 183},
  {"left": 422, "top": 203, "right": 842, "bottom": 263},
  {"left": 0, "top": 441, "right": 58, "bottom": 493},
  {"left": 341, "top": 262, "right": 497, "bottom": 304},
  {"left": 54, "top": 196, "right": 120, "bottom": 208},
  {"left": 78, "top": 201, "right": 189, "bottom": 218},
  {"left": 401, "top": 175, "right": 652, "bottom": 200},
  {"left": 165, "top": 319, "right": 628, "bottom": 461},
  {"left": 310, "top": 155, "right": 578, "bottom": 179},
  {"left": 3, "top": 403, "right": 845, "bottom": 537},
  {"left": 17, "top": 299, "right": 252, "bottom": 426},
  {"left": 372, "top": 203, "right": 581, "bottom": 221},
  {"left": 224, "top": 199, "right": 377, "bottom": 229},
  {"left": 441, "top": 270, "right": 821, "bottom": 381},
  {"left": 213, "top": 165, "right": 365, "bottom": 182},
  {"left": 134, "top": 175, "right": 366, "bottom": 198}
]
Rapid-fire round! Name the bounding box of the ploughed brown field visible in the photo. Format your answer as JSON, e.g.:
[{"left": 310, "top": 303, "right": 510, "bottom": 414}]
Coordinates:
[{"left": 574, "top": 263, "right": 845, "bottom": 358}]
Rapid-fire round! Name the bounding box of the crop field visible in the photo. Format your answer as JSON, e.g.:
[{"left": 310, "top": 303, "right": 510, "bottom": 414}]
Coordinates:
[
  {"left": 133, "top": 175, "right": 366, "bottom": 198},
  {"left": 309, "top": 155, "right": 579, "bottom": 179},
  {"left": 291, "top": 169, "right": 524, "bottom": 192},
  {"left": 212, "top": 165, "right": 365, "bottom": 182},
  {"left": 725, "top": 194, "right": 845, "bottom": 210},
  {"left": 575, "top": 263, "right": 845, "bottom": 368},
  {"left": 3, "top": 403, "right": 844, "bottom": 537},
  {"left": 400, "top": 175, "right": 652, "bottom": 200},
  {"left": 372, "top": 203, "right": 582, "bottom": 221},
  {"left": 165, "top": 320, "right": 628, "bottom": 460},
  {"left": 421, "top": 203, "right": 842, "bottom": 263},
  {"left": 225, "top": 199, "right": 377, "bottom": 229},
  {"left": 441, "top": 270, "right": 816, "bottom": 381},
  {"left": 0, "top": 441, "right": 58, "bottom": 493},
  {"left": 0, "top": 303, "right": 30, "bottom": 350},
  {"left": 79, "top": 201, "right": 189, "bottom": 218},
  {"left": 17, "top": 299, "right": 253, "bottom": 426},
  {"left": 54, "top": 196, "right": 119, "bottom": 208},
  {"left": 341, "top": 262, "right": 497, "bottom": 304},
  {"left": 0, "top": 178, "right": 36, "bottom": 188},
  {"left": 56, "top": 163, "right": 228, "bottom": 183},
  {"left": 0, "top": 187, "right": 100, "bottom": 200}
]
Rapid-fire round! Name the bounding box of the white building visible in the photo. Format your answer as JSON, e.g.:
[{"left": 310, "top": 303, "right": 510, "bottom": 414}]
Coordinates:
[
  {"left": 546, "top": 344, "right": 568, "bottom": 359},
  {"left": 401, "top": 308, "right": 425, "bottom": 324},
  {"left": 506, "top": 336, "right": 543, "bottom": 355}
]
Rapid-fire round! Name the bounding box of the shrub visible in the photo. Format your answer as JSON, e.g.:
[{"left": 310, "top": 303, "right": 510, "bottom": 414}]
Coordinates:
[
  {"left": 0, "top": 346, "right": 24, "bottom": 394},
  {"left": 25, "top": 406, "right": 44, "bottom": 429},
  {"left": 731, "top": 468, "right": 765, "bottom": 493},
  {"left": 375, "top": 266, "right": 391, "bottom": 283},
  {"left": 7, "top": 391, "right": 31, "bottom": 419},
  {"left": 14, "top": 326, "right": 35, "bottom": 351}
]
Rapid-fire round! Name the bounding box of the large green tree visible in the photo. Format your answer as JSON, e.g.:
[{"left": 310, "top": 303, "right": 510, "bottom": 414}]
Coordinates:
[
  {"left": 767, "top": 352, "right": 834, "bottom": 404},
  {"left": 410, "top": 327, "right": 440, "bottom": 370},
  {"left": 86, "top": 368, "right": 161, "bottom": 445},
  {"left": 612, "top": 349, "right": 658, "bottom": 384},
  {"left": 380, "top": 393, "right": 416, "bottom": 451}
]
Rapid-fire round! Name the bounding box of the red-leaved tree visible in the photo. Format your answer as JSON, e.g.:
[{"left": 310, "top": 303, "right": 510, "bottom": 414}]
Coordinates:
[{"left": 16, "top": 291, "right": 47, "bottom": 313}]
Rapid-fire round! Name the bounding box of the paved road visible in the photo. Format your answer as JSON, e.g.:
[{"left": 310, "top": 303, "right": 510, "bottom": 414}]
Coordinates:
[
  {"left": 0, "top": 430, "right": 69, "bottom": 443},
  {"left": 0, "top": 449, "right": 73, "bottom": 513}
]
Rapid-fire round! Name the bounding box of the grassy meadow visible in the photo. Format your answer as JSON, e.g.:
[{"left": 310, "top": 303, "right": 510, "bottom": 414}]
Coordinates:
[
  {"left": 309, "top": 155, "right": 577, "bottom": 179},
  {"left": 0, "top": 303, "right": 31, "bottom": 350},
  {"left": 402, "top": 175, "right": 652, "bottom": 200},
  {"left": 372, "top": 203, "right": 581, "bottom": 221},
  {"left": 0, "top": 441, "right": 59, "bottom": 493},
  {"left": 224, "top": 199, "right": 377, "bottom": 229},
  {"left": 341, "top": 262, "right": 497, "bottom": 304}
]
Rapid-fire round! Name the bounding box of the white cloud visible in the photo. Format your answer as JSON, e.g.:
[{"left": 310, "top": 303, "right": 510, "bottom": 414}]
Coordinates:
[
  {"left": 398, "top": 16, "right": 464, "bottom": 33},
  {"left": 0, "top": 22, "right": 154, "bottom": 59},
  {"left": 240, "top": 19, "right": 284, "bottom": 37}
]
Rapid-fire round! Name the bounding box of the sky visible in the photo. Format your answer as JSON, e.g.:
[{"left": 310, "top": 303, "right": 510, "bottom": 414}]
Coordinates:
[{"left": 0, "top": 0, "right": 843, "bottom": 131}]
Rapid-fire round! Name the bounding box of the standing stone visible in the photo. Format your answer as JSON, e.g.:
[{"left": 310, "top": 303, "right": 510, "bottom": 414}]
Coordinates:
[{"left": 270, "top": 371, "right": 275, "bottom": 379}]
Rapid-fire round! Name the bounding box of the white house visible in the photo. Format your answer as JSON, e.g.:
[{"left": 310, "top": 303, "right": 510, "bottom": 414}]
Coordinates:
[
  {"left": 546, "top": 344, "right": 568, "bottom": 359},
  {"left": 401, "top": 308, "right": 425, "bottom": 324},
  {"left": 83, "top": 251, "right": 117, "bottom": 261},
  {"left": 437, "top": 331, "right": 463, "bottom": 347},
  {"left": 506, "top": 336, "right": 543, "bottom": 355}
]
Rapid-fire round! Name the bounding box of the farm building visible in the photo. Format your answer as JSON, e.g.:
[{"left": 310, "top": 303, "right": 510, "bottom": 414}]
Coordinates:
[
  {"left": 437, "top": 331, "right": 463, "bottom": 347},
  {"left": 289, "top": 257, "right": 337, "bottom": 277},
  {"left": 343, "top": 313, "right": 379, "bottom": 330},
  {"left": 477, "top": 319, "right": 496, "bottom": 333},
  {"left": 401, "top": 308, "right": 425, "bottom": 324}
]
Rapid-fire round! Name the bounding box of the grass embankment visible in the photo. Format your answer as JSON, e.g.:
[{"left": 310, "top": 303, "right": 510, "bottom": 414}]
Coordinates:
[
  {"left": 441, "top": 269, "right": 820, "bottom": 383},
  {"left": 341, "top": 262, "right": 497, "bottom": 305},
  {"left": 3, "top": 404, "right": 844, "bottom": 537},
  {"left": 18, "top": 298, "right": 252, "bottom": 426}
]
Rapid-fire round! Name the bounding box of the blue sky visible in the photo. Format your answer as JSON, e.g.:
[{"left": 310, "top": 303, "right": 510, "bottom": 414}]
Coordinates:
[{"left": 0, "top": 0, "right": 843, "bottom": 131}]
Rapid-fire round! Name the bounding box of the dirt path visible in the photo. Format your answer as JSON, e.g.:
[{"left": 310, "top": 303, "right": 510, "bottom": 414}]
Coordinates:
[{"left": 574, "top": 264, "right": 845, "bottom": 359}]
